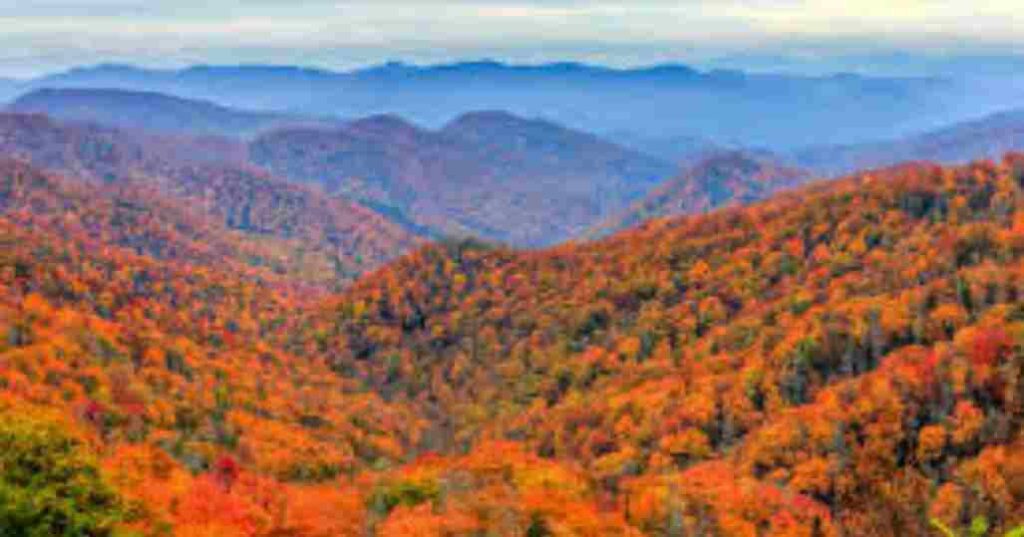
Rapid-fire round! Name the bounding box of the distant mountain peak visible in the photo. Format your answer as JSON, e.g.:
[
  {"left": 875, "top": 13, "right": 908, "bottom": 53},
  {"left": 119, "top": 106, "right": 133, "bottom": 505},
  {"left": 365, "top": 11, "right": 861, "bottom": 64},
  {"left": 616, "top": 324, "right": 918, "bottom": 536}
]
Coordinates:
[
  {"left": 17, "top": 86, "right": 212, "bottom": 105},
  {"left": 345, "top": 114, "right": 426, "bottom": 138},
  {"left": 440, "top": 110, "right": 598, "bottom": 147},
  {"left": 446, "top": 59, "right": 506, "bottom": 69},
  {"left": 181, "top": 63, "right": 334, "bottom": 77},
  {"left": 252, "top": 109, "right": 676, "bottom": 246},
  {"left": 634, "top": 63, "right": 699, "bottom": 76},
  {"left": 28, "top": 58, "right": 962, "bottom": 149},
  {"left": 444, "top": 110, "right": 532, "bottom": 127},
  {"left": 357, "top": 60, "right": 417, "bottom": 74},
  {"left": 70, "top": 62, "right": 149, "bottom": 74},
  {"left": 8, "top": 86, "right": 331, "bottom": 138}
]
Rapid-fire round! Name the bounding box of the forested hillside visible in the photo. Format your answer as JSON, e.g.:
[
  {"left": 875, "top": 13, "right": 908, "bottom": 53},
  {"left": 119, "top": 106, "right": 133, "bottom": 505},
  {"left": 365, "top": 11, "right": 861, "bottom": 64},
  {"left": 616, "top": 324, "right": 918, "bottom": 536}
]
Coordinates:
[
  {"left": 250, "top": 111, "right": 676, "bottom": 246},
  {"left": 0, "top": 113, "right": 418, "bottom": 284},
  {"left": 2, "top": 152, "right": 1023, "bottom": 535},
  {"left": 303, "top": 155, "right": 1024, "bottom": 535},
  {"left": 597, "top": 151, "right": 812, "bottom": 234},
  {"left": 0, "top": 158, "right": 423, "bottom": 535}
]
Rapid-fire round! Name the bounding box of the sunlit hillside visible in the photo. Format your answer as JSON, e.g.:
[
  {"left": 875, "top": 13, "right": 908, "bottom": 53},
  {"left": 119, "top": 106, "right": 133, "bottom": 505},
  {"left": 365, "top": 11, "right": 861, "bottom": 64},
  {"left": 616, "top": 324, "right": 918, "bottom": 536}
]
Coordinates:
[{"left": 3, "top": 153, "right": 1024, "bottom": 535}]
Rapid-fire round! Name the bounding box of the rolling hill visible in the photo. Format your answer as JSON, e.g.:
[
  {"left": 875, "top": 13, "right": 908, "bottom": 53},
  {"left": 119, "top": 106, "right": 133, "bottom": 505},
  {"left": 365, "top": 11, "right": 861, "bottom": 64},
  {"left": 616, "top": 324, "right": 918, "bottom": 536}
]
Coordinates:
[
  {"left": 597, "top": 150, "right": 813, "bottom": 234},
  {"left": 302, "top": 154, "right": 1024, "bottom": 535},
  {"left": 9, "top": 87, "right": 337, "bottom": 138},
  {"left": 795, "top": 106, "right": 1024, "bottom": 175},
  {"left": 3, "top": 150, "right": 1024, "bottom": 535},
  {"left": 0, "top": 156, "right": 424, "bottom": 535},
  {"left": 250, "top": 111, "right": 678, "bottom": 246},
  {"left": 5, "top": 106, "right": 813, "bottom": 258},
  {"left": 0, "top": 106, "right": 830, "bottom": 250},
  {"left": 0, "top": 112, "right": 418, "bottom": 283}
]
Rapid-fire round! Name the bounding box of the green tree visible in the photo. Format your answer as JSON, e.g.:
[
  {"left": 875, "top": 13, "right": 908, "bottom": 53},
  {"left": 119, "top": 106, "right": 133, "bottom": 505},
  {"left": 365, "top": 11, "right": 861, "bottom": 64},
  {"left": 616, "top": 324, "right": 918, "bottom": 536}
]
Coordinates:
[{"left": 0, "top": 406, "right": 124, "bottom": 536}]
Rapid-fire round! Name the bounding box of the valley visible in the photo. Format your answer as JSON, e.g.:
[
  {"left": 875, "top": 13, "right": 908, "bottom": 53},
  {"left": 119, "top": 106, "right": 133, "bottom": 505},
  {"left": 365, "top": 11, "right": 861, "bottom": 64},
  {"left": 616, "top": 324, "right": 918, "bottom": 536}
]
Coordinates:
[{"left": 1, "top": 58, "right": 1024, "bottom": 536}]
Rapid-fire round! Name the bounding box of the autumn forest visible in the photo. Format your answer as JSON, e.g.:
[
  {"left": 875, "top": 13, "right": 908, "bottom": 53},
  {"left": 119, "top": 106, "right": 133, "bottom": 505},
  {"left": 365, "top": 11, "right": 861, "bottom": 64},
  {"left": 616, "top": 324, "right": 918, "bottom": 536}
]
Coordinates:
[
  {"left": 1, "top": 122, "right": 1023, "bottom": 534},
  {"left": 3, "top": 11, "right": 1024, "bottom": 535}
]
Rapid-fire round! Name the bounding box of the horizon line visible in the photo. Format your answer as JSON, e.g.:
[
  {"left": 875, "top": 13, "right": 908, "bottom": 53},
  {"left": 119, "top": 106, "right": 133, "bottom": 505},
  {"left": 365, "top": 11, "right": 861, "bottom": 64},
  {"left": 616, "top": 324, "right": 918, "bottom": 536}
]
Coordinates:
[{"left": 4, "top": 57, "right": 954, "bottom": 83}]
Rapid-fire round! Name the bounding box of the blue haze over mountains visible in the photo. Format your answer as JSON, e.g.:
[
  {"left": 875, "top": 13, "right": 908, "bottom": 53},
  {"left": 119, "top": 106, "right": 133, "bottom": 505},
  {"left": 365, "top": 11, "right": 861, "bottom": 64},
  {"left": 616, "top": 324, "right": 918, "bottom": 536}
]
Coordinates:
[
  {"left": 3, "top": 58, "right": 1024, "bottom": 249},
  {"left": 1, "top": 59, "right": 1014, "bottom": 152}
]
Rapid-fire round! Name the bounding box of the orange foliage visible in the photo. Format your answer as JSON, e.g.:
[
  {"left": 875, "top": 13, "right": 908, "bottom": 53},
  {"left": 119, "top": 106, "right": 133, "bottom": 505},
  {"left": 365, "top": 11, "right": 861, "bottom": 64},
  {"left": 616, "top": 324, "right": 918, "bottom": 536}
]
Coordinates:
[{"left": 5, "top": 153, "right": 1024, "bottom": 535}]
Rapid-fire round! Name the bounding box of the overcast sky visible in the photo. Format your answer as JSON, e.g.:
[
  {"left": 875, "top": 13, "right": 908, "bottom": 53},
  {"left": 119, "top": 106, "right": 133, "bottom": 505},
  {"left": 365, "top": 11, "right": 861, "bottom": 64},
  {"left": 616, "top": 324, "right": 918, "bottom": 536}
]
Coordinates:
[{"left": 1, "top": 1, "right": 1022, "bottom": 77}]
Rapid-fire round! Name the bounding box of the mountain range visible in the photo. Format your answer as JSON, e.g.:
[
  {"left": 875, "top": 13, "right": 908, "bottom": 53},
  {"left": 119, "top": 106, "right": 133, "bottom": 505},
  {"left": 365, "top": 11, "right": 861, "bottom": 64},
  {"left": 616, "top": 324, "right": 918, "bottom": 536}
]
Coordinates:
[
  {"left": 3, "top": 143, "right": 1023, "bottom": 534},
  {"left": 8, "top": 80, "right": 1024, "bottom": 251},
  {"left": 4, "top": 60, "right": 968, "bottom": 149},
  {"left": 794, "top": 106, "right": 1024, "bottom": 175},
  {"left": 9, "top": 87, "right": 339, "bottom": 138},
  {"left": 2, "top": 87, "right": 690, "bottom": 247},
  {"left": 250, "top": 110, "right": 677, "bottom": 246},
  {"left": 0, "top": 112, "right": 418, "bottom": 283},
  {"left": 4, "top": 56, "right": 1024, "bottom": 536},
  {"left": 0, "top": 101, "right": 676, "bottom": 251}
]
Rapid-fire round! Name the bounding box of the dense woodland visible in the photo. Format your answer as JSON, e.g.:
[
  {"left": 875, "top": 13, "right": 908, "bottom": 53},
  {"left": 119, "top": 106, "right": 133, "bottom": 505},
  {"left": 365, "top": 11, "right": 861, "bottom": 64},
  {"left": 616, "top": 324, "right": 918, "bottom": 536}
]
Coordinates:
[
  {"left": 250, "top": 111, "right": 676, "bottom": 246},
  {"left": 16, "top": 86, "right": 1024, "bottom": 245},
  {"left": 0, "top": 113, "right": 419, "bottom": 286},
  {"left": 596, "top": 151, "right": 812, "bottom": 235},
  {"left": 2, "top": 133, "right": 1024, "bottom": 535}
]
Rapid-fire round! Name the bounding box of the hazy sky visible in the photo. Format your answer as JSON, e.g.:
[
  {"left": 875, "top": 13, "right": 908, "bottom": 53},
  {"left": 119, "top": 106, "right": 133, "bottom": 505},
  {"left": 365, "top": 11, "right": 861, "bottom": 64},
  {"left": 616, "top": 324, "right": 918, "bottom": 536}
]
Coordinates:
[{"left": 1, "top": 1, "right": 1023, "bottom": 77}]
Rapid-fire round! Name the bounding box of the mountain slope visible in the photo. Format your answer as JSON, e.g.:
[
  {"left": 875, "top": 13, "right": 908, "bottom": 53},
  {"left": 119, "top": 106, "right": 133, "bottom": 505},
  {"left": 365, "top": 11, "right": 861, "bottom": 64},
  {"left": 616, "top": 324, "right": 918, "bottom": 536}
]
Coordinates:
[
  {"left": 795, "top": 107, "right": 1024, "bottom": 175},
  {"left": 0, "top": 158, "right": 426, "bottom": 535},
  {"left": 250, "top": 111, "right": 677, "bottom": 246},
  {"left": 9, "top": 87, "right": 336, "bottom": 138},
  {"left": 0, "top": 112, "right": 418, "bottom": 282},
  {"left": 3, "top": 151, "right": 1024, "bottom": 534},
  {"left": 0, "top": 158, "right": 266, "bottom": 268},
  {"left": 302, "top": 154, "right": 1024, "bottom": 535},
  {"left": 598, "top": 150, "right": 813, "bottom": 233}
]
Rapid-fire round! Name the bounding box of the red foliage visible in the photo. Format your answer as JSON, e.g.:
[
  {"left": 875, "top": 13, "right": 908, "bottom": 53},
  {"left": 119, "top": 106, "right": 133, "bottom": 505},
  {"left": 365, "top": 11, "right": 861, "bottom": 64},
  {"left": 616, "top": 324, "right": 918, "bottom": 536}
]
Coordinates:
[{"left": 5, "top": 142, "right": 1024, "bottom": 535}]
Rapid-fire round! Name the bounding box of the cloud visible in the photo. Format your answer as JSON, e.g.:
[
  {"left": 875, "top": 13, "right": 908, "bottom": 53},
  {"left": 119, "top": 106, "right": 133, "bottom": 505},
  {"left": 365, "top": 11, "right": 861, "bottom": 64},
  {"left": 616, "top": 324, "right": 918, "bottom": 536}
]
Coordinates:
[{"left": 0, "top": 1, "right": 1020, "bottom": 77}]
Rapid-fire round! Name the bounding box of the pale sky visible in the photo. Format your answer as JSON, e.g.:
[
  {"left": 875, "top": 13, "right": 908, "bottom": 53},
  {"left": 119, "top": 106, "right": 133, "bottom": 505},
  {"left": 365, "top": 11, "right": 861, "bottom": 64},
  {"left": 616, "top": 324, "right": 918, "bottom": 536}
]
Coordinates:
[{"left": 1, "top": 0, "right": 1022, "bottom": 77}]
